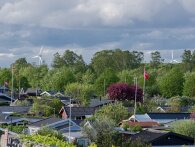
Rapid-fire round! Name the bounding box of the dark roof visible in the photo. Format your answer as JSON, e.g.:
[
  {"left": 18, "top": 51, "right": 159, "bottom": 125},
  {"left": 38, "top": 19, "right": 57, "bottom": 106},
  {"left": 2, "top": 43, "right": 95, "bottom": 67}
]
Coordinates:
[
  {"left": 64, "top": 107, "right": 96, "bottom": 117},
  {"left": 125, "top": 129, "right": 194, "bottom": 145},
  {"left": 160, "top": 106, "right": 190, "bottom": 112},
  {"left": 0, "top": 94, "right": 15, "bottom": 102},
  {"left": 129, "top": 129, "right": 167, "bottom": 142},
  {"left": 28, "top": 117, "right": 62, "bottom": 127},
  {"left": 147, "top": 113, "right": 191, "bottom": 120},
  {"left": 72, "top": 120, "right": 84, "bottom": 126},
  {"left": 0, "top": 106, "right": 30, "bottom": 114},
  {"left": 0, "top": 115, "right": 20, "bottom": 123},
  {"left": 89, "top": 99, "right": 114, "bottom": 107},
  {"left": 25, "top": 88, "right": 42, "bottom": 96}
]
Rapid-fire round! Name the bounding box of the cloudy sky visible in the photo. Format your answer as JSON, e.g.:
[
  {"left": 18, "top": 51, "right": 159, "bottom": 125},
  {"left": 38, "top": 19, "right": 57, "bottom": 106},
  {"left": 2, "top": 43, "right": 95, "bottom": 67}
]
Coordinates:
[{"left": 1, "top": 0, "right": 195, "bottom": 67}]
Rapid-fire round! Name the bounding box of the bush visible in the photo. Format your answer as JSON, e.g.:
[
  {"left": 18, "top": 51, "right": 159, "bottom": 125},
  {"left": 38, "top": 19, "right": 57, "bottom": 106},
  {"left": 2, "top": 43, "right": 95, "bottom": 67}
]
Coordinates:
[
  {"left": 37, "top": 127, "right": 64, "bottom": 140},
  {"left": 172, "top": 120, "right": 195, "bottom": 138}
]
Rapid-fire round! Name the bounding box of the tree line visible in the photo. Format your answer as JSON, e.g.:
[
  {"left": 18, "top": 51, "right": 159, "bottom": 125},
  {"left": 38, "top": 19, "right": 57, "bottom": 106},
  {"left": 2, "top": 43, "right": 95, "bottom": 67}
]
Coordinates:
[{"left": 1, "top": 49, "right": 195, "bottom": 105}]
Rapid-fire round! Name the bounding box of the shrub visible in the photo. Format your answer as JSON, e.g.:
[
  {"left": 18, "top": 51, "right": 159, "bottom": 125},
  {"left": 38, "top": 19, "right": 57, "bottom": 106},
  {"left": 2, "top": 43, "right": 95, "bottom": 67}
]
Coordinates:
[{"left": 172, "top": 120, "right": 195, "bottom": 138}]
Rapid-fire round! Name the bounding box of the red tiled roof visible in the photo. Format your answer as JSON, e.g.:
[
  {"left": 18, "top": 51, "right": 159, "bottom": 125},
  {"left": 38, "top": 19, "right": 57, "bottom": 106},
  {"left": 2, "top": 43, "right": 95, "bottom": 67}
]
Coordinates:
[{"left": 127, "top": 121, "right": 160, "bottom": 127}]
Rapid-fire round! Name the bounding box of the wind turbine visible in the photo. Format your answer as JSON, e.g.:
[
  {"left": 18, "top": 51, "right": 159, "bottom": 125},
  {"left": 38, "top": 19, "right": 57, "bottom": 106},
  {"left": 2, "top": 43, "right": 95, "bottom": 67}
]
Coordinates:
[
  {"left": 32, "top": 46, "right": 43, "bottom": 66},
  {"left": 170, "top": 50, "right": 179, "bottom": 63}
]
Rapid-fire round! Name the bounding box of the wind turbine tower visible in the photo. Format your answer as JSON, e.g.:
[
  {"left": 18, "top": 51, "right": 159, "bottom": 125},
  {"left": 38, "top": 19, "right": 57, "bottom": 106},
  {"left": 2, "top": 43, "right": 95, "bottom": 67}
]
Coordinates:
[
  {"left": 32, "top": 46, "right": 44, "bottom": 66},
  {"left": 170, "top": 50, "right": 179, "bottom": 63}
]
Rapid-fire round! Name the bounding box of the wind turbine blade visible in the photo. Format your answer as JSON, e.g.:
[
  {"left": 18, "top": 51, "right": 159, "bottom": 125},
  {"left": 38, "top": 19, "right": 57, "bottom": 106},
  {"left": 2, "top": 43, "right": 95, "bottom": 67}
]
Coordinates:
[
  {"left": 32, "top": 56, "right": 39, "bottom": 58},
  {"left": 39, "top": 46, "right": 43, "bottom": 55}
]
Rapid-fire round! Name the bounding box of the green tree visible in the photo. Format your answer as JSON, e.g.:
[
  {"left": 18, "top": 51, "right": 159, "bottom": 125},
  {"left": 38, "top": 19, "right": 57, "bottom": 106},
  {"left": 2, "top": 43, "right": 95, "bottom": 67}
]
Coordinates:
[
  {"left": 183, "top": 72, "right": 195, "bottom": 97},
  {"left": 94, "top": 102, "right": 129, "bottom": 124},
  {"left": 82, "top": 117, "right": 115, "bottom": 147},
  {"left": 65, "top": 83, "right": 95, "bottom": 106},
  {"left": 150, "top": 51, "right": 163, "bottom": 68},
  {"left": 62, "top": 50, "right": 86, "bottom": 73},
  {"left": 118, "top": 70, "right": 133, "bottom": 85},
  {"left": 91, "top": 49, "right": 143, "bottom": 75},
  {"left": 81, "top": 69, "right": 96, "bottom": 84},
  {"left": 94, "top": 69, "right": 119, "bottom": 96},
  {"left": 157, "top": 67, "right": 184, "bottom": 98},
  {"left": 48, "top": 98, "right": 64, "bottom": 116},
  {"left": 0, "top": 68, "right": 11, "bottom": 87},
  {"left": 181, "top": 49, "right": 195, "bottom": 72},
  {"left": 41, "top": 67, "right": 75, "bottom": 91},
  {"left": 52, "top": 52, "right": 64, "bottom": 68}
]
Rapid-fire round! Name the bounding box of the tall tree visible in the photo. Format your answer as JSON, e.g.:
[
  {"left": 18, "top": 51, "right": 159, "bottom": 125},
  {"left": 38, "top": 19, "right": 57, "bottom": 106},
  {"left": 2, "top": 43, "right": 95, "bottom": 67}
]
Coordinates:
[
  {"left": 91, "top": 49, "right": 144, "bottom": 75},
  {"left": 0, "top": 68, "right": 11, "bottom": 87},
  {"left": 181, "top": 50, "right": 195, "bottom": 72},
  {"left": 52, "top": 52, "right": 64, "bottom": 68},
  {"left": 62, "top": 50, "right": 86, "bottom": 73},
  {"left": 157, "top": 67, "right": 184, "bottom": 98},
  {"left": 41, "top": 67, "right": 75, "bottom": 91},
  {"left": 65, "top": 83, "right": 95, "bottom": 106},
  {"left": 183, "top": 72, "right": 195, "bottom": 97},
  {"left": 150, "top": 51, "right": 163, "bottom": 68},
  {"left": 94, "top": 69, "right": 119, "bottom": 96}
]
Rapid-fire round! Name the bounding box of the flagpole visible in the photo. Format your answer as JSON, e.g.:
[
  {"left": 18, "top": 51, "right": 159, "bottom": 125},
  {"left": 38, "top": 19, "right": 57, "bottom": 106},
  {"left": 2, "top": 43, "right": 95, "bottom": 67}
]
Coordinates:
[
  {"left": 143, "top": 70, "right": 146, "bottom": 103},
  {"left": 11, "top": 65, "right": 14, "bottom": 105},
  {"left": 133, "top": 77, "right": 137, "bottom": 122}
]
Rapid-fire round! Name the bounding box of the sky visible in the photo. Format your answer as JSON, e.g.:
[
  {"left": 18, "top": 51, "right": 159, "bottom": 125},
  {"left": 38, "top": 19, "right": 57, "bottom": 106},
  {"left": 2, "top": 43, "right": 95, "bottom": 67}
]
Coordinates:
[{"left": 1, "top": 0, "right": 195, "bottom": 67}]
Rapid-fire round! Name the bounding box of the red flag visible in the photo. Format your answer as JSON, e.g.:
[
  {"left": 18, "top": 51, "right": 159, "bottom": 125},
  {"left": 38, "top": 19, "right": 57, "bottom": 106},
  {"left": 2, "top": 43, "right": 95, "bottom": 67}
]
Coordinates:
[{"left": 144, "top": 68, "right": 149, "bottom": 80}]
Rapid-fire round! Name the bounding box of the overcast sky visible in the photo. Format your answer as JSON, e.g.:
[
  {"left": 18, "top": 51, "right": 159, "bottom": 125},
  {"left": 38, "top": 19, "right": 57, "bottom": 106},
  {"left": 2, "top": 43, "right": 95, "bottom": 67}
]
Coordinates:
[{"left": 1, "top": 0, "right": 195, "bottom": 67}]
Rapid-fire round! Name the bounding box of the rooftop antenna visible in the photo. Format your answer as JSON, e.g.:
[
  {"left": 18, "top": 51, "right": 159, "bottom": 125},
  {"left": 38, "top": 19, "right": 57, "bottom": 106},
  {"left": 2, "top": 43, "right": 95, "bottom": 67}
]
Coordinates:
[{"left": 32, "top": 46, "right": 44, "bottom": 66}]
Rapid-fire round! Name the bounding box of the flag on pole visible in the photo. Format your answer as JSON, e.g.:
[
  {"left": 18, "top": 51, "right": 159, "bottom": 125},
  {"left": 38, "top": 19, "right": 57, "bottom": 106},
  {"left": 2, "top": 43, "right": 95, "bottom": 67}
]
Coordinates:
[{"left": 144, "top": 68, "right": 149, "bottom": 80}]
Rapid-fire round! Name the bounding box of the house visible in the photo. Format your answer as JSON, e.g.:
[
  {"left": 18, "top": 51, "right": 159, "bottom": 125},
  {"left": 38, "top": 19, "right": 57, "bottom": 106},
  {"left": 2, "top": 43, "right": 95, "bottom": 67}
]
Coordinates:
[
  {"left": 0, "top": 114, "right": 42, "bottom": 125},
  {"left": 57, "top": 97, "right": 79, "bottom": 106},
  {"left": 156, "top": 106, "right": 191, "bottom": 112},
  {"left": 128, "top": 114, "right": 154, "bottom": 122},
  {"left": 27, "top": 117, "right": 90, "bottom": 146},
  {"left": 40, "top": 91, "right": 64, "bottom": 97},
  {"left": 147, "top": 112, "right": 191, "bottom": 124},
  {"left": 27, "top": 117, "right": 81, "bottom": 134},
  {"left": 0, "top": 86, "right": 9, "bottom": 94},
  {"left": 25, "top": 88, "right": 42, "bottom": 96},
  {"left": 0, "top": 106, "right": 30, "bottom": 114},
  {"left": 0, "top": 93, "right": 15, "bottom": 104},
  {"left": 59, "top": 107, "right": 96, "bottom": 120},
  {"left": 89, "top": 98, "right": 115, "bottom": 108},
  {"left": 121, "top": 129, "right": 194, "bottom": 146},
  {"left": 122, "top": 114, "right": 160, "bottom": 128}
]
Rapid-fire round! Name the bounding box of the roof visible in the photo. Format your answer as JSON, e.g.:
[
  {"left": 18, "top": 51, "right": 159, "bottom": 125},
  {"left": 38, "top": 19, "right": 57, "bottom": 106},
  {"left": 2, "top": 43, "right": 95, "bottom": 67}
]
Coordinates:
[
  {"left": 89, "top": 99, "right": 114, "bottom": 107},
  {"left": 147, "top": 113, "right": 191, "bottom": 120},
  {"left": 159, "top": 106, "right": 191, "bottom": 112},
  {"left": 129, "top": 114, "right": 153, "bottom": 122},
  {"left": 127, "top": 129, "right": 194, "bottom": 145},
  {"left": 127, "top": 121, "right": 160, "bottom": 127},
  {"left": 128, "top": 129, "right": 168, "bottom": 142},
  {"left": 25, "top": 88, "right": 42, "bottom": 96},
  {"left": 0, "top": 115, "right": 42, "bottom": 124},
  {"left": 28, "top": 117, "right": 62, "bottom": 127},
  {"left": 0, "top": 93, "right": 15, "bottom": 102},
  {"left": 64, "top": 107, "right": 96, "bottom": 117},
  {"left": 40, "top": 91, "right": 64, "bottom": 97},
  {"left": 0, "top": 106, "right": 30, "bottom": 114}
]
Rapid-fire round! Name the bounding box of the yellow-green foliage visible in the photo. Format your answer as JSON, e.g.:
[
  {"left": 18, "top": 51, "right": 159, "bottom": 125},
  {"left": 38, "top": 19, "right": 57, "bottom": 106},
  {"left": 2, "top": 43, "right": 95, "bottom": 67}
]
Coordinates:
[{"left": 20, "top": 134, "right": 74, "bottom": 147}]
